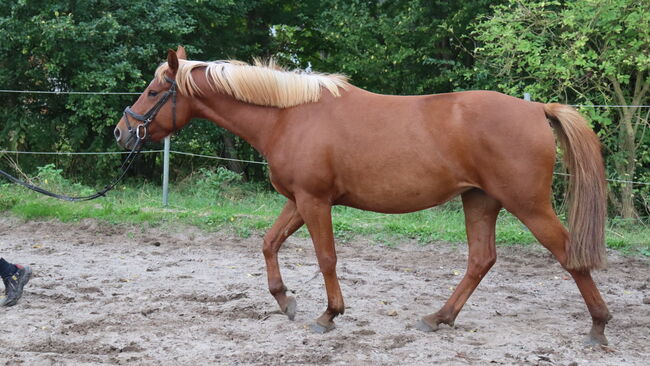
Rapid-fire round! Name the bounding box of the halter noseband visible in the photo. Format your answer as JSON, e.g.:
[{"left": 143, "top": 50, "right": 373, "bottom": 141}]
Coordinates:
[{"left": 123, "top": 76, "right": 177, "bottom": 142}]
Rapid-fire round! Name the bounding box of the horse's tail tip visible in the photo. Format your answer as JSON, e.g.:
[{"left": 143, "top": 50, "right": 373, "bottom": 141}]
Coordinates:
[
  {"left": 565, "top": 258, "right": 608, "bottom": 272},
  {"left": 547, "top": 103, "right": 607, "bottom": 274}
]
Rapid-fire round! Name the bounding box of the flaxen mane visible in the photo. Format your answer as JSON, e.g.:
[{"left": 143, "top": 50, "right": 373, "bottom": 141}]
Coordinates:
[{"left": 155, "top": 59, "right": 350, "bottom": 108}]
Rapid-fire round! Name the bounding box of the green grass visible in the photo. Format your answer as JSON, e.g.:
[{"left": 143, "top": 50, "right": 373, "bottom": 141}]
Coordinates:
[{"left": 1, "top": 175, "right": 649, "bottom": 257}]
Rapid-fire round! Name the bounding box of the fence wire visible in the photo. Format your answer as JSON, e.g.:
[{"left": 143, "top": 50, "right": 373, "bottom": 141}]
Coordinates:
[
  {"left": 552, "top": 171, "right": 649, "bottom": 186},
  {"left": 0, "top": 150, "right": 163, "bottom": 155},
  {"left": 0, "top": 149, "right": 267, "bottom": 165}
]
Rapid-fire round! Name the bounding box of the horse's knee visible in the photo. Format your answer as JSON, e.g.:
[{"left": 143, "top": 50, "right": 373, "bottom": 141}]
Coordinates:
[
  {"left": 317, "top": 254, "right": 337, "bottom": 274},
  {"left": 483, "top": 252, "right": 497, "bottom": 269},
  {"left": 467, "top": 252, "right": 496, "bottom": 279},
  {"left": 262, "top": 235, "right": 277, "bottom": 259},
  {"left": 262, "top": 245, "right": 273, "bottom": 259}
]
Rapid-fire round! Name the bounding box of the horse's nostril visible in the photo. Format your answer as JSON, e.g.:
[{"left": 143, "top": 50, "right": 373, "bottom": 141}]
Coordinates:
[{"left": 114, "top": 127, "right": 121, "bottom": 141}]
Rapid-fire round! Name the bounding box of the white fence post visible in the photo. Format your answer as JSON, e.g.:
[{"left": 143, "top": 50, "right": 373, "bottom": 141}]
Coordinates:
[{"left": 162, "top": 136, "right": 170, "bottom": 206}]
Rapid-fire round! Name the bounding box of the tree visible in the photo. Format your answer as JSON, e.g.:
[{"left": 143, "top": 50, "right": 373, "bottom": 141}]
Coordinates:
[
  {"left": 0, "top": 0, "right": 282, "bottom": 182},
  {"left": 270, "top": 0, "right": 502, "bottom": 95},
  {"left": 466, "top": 0, "right": 650, "bottom": 218}
]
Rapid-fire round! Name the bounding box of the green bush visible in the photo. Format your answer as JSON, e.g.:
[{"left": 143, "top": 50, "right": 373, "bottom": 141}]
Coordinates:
[
  {"left": 35, "top": 164, "right": 68, "bottom": 187},
  {"left": 195, "top": 167, "right": 243, "bottom": 192},
  {"left": 0, "top": 184, "right": 19, "bottom": 211}
]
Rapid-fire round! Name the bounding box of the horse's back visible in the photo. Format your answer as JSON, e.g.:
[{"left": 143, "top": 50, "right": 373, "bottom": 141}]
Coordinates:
[{"left": 270, "top": 88, "right": 556, "bottom": 212}]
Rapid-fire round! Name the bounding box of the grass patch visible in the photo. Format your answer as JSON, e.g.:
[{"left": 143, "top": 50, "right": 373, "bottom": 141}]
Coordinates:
[{"left": 1, "top": 169, "right": 648, "bottom": 257}]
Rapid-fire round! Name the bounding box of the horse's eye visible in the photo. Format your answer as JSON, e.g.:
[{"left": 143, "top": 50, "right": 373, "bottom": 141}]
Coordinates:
[{"left": 148, "top": 90, "right": 159, "bottom": 97}]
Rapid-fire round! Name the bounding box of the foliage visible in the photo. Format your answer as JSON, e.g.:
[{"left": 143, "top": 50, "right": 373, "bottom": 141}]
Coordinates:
[
  {"left": 0, "top": 184, "right": 19, "bottom": 211},
  {"left": 1, "top": 0, "right": 648, "bottom": 222},
  {"left": 34, "top": 163, "right": 67, "bottom": 187},
  {"left": 191, "top": 167, "right": 243, "bottom": 196},
  {"left": 32, "top": 163, "right": 97, "bottom": 196},
  {"left": 271, "top": 0, "right": 502, "bottom": 95},
  {"left": 1, "top": 0, "right": 501, "bottom": 184},
  {"left": 0, "top": 0, "right": 280, "bottom": 182},
  {"left": 465, "top": 0, "right": 650, "bottom": 218}
]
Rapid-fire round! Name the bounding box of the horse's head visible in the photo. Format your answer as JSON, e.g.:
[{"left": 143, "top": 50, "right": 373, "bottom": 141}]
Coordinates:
[{"left": 114, "top": 46, "right": 192, "bottom": 150}]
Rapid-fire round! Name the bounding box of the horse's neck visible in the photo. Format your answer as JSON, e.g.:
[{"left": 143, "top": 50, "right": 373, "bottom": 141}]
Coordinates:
[{"left": 192, "top": 92, "right": 280, "bottom": 156}]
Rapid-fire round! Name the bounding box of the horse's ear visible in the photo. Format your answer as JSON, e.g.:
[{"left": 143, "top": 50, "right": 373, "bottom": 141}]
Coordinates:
[
  {"left": 176, "top": 45, "right": 187, "bottom": 60},
  {"left": 167, "top": 49, "right": 179, "bottom": 74}
]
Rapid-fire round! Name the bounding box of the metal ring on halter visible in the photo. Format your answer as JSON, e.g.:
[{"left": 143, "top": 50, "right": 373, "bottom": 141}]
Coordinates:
[{"left": 136, "top": 123, "right": 148, "bottom": 140}]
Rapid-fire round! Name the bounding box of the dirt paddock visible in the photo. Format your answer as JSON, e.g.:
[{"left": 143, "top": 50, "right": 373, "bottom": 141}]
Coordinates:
[{"left": 0, "top": 217, "right": 648, "bottom": 365}]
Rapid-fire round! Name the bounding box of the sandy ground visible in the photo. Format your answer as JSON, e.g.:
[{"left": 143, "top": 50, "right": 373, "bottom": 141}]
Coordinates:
[{"left": 0, "top": 216, "right": 648, "bottom": 366}]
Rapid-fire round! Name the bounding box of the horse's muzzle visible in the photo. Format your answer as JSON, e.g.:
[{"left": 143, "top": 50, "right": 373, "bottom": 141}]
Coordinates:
[{"left": 113, "top": 125, "right": 135, "bottom": 150}]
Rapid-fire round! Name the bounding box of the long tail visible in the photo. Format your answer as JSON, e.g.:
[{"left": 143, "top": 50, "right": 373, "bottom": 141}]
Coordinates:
[{"left": 544, "top": 103, "right": 607, "bottom": 270}]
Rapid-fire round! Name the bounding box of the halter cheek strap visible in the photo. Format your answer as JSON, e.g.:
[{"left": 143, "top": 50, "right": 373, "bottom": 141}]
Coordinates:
[{"left": 123, "top": 76, "right": 177, "bottom": 142}]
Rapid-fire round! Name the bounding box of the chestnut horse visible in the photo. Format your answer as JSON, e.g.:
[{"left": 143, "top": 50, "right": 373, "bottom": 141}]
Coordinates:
[{"left": 114, "top": 47, "right": 611, "bottom": 344}]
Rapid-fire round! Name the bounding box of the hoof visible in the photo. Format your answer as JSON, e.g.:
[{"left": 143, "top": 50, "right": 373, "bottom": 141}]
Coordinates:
[
  {"left": 284, "top": 296, "right": 297, "bottom": 321},
  {"left": 415, "top": 319, "right": 438, "bottom": 332},
  {"left": 310, "top": 321, "right": 335, "bottom": 334}
]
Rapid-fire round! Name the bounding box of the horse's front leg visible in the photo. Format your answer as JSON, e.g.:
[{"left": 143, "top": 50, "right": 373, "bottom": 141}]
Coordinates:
[
  {"left": 295, "top": 194, "right": 344, "bottom": 333},
  {"left": 263, "top": 200, "right": 304, "bottom": 320}
]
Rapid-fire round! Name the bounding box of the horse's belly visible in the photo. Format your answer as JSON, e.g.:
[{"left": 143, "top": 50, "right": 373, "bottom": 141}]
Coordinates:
[{"left": 334, "top": 178, "right": 471, "bottom": 214}]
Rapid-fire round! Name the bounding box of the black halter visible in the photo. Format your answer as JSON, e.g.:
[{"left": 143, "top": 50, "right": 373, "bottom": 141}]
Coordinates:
[{"left": 123, "top": 76, "right": 177, "bottom": 143}]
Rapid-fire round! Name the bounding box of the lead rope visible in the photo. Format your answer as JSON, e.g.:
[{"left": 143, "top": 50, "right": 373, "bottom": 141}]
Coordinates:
[{"left": 0, "top": 139, "right": 143, "bottom": 202}]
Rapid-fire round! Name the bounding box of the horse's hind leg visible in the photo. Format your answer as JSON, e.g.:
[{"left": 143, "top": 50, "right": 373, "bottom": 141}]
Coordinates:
[
  {"left": 418, "top": 189, "right": 501, "bottom": 332},
  {"left": 512, "top": 205, "right": 611, "bottom": 345},
  {"left": 263, "top": 200, "right": 304, "bottom": 320}
]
